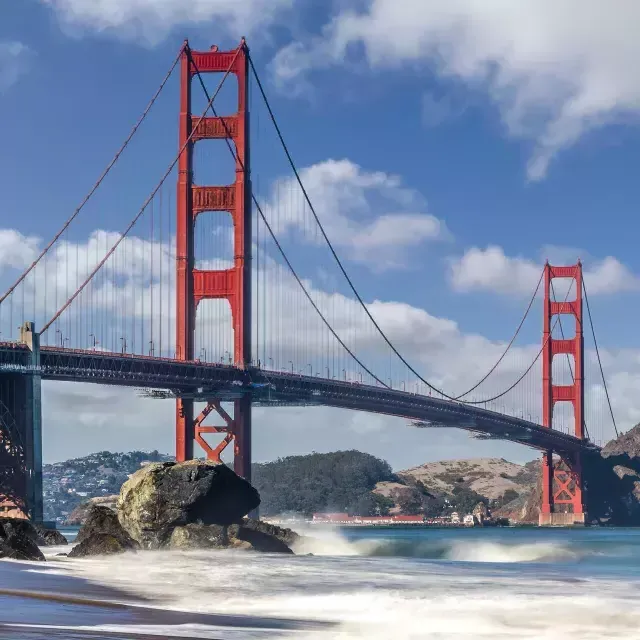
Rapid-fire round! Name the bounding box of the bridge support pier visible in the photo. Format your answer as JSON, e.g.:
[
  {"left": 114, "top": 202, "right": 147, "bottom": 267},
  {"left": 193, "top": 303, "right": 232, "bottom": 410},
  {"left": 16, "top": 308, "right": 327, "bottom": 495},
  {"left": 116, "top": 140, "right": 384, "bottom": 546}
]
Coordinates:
[
  {"left": 539, "top": 262, "right": 587, "bottom": 526},
  {"left": 0, "top": 322, "right": 43, "bottom": 522},
  {"left": 177, "top": 395, "right": 251, "bottom": 482},
  {"left": 539, "top": 450, "right": 585, "bottom": 526}
]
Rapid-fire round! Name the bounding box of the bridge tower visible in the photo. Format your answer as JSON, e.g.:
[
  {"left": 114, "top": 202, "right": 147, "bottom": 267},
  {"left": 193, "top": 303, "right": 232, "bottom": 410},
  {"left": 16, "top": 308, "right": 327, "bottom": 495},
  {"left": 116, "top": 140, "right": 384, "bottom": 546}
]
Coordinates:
[
  {"left": 175, "top": 41, "right": 252, "bottom": 480},
  {"left": 540, "top": 262, "right": 586, "bottom": 525}
]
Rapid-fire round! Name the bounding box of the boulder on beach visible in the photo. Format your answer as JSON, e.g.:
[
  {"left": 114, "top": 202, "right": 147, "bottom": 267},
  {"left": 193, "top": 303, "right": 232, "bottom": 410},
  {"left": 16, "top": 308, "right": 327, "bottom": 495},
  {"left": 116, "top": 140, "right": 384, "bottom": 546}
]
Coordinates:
[
  {"left": 117, "top": 460, "right": 260, "bottom": 549},
  {"left": 70, "top": 505, "right": 139, "bottom": 557},
  {"left": 0, "top": 519, "right": 45, "bottom": 561}
]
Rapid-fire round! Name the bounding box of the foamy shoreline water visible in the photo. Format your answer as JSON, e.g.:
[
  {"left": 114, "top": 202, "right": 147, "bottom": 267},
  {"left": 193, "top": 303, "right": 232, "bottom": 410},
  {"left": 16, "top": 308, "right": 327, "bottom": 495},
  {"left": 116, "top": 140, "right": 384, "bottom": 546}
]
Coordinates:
[{"left": 4, "top": 526, "right": 640, "bottom": 639}]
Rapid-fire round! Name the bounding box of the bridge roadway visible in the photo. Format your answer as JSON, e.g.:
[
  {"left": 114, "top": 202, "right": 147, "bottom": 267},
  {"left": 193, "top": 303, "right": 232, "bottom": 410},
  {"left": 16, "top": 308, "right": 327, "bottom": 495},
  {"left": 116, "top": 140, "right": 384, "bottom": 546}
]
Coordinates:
[{"left": 0, "top": 343, "right": 600, "bottom": 457}]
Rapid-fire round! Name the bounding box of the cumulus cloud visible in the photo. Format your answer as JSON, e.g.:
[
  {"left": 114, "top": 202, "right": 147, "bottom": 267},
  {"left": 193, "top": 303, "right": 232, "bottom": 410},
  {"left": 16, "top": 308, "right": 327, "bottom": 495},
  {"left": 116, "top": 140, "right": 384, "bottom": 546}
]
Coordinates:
[
  {"left": 450, "top": 246, "right": 640, "bottom": 297},
  {"left": 39, "top": 0, "right": 294, "bottom": 43},
  {"left": 264, "top": 159, "right": 448, "bottom": 270},
  {"left": 0, "top": 41, "right": 32, "bottom": 92},
  {"left": 272, "top": 1, "right": 640, "bottom": 180}
]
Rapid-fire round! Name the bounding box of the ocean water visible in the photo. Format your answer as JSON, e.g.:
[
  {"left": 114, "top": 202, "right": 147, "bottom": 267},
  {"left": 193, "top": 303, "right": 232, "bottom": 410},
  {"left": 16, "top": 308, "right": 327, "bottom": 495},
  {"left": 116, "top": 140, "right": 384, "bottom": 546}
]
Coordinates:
[{"left": 2, "top": 526, "right": 640, "bottom": 638}]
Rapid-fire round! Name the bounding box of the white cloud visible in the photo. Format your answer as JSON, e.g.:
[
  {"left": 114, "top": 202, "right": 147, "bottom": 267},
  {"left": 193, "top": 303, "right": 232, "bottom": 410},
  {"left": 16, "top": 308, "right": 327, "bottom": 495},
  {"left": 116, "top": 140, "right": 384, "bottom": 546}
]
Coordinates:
[
  {"left": 0, "top": 41, "right": 32, "bottom": 92},
  {"left": 265, "top": 159, "right": 447, "bottom": 270},
  {"left": 0, "top": 230, "right": 40, "bottom": 273},
  {"left": 450, "top": 246, "right": 640, "bottom": 297},
  {"left": 39, "top": 0, "right": 294, "bottom": 43},
  {"left": 272, "top": 1, "right": 640, "bottom": 180}
]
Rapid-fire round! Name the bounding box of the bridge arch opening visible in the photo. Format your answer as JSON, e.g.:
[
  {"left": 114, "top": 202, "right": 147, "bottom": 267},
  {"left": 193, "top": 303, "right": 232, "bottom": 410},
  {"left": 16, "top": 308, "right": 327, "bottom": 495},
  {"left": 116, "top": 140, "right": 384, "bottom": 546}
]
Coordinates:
[
  {"left": 194, "top": 298, "right": 233, "bottom": 364},
  {"left": 193, "top": 139, "right": 237, "bottom": 187},
  {"left": 194, "top": 211, "right": 234, "bottom": 267},
  {"left": 191, "top": 72, "right": 239, "bottom": 120},
  {"left": 551, "top": 352, "right": 576, "bottom": 387},
  {"left": 551, "top": 313, "right": 577, "bottom": 340}
]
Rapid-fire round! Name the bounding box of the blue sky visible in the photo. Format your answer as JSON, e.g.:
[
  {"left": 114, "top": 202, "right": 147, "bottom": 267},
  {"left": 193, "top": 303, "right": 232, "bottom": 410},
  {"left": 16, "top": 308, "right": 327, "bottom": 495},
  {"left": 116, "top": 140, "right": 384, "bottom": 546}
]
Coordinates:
[{"left": 1, "top": 1, "right": 640, "bottom": 467}]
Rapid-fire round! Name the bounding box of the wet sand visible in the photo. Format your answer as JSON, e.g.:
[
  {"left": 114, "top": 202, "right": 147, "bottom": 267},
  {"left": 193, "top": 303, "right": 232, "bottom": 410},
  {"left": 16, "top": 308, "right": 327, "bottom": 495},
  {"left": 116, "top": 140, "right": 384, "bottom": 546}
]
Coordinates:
[{"left": 0, "top": 561, "right": 332, "bottom": 639}]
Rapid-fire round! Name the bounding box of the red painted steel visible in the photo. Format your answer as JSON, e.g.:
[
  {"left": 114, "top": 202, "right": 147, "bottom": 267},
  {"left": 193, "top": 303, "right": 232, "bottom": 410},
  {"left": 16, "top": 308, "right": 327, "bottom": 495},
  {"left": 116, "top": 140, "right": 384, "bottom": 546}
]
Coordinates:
[
  {"left": 541, "top": 262, "right": 585, "bottom": 518},
  {"left": 175, "top": 41, "right": 252, "bottom": 480}
]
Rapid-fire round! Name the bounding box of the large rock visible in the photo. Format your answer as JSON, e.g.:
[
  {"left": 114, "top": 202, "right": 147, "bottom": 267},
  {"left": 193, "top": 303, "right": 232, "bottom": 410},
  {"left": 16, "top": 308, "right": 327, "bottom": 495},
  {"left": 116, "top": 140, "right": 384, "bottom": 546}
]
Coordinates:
[
  {"left": 117, "top": 460, "right": 260, "bottom": 549},
  {"left": 228, "top": 519, "right": 300, "bottom": 554},
  {"left": 0, "top": 519, "right": 45, "bottom": 561},
  {"left": 168, "top": 524, "right": 227, "bottom": 550},
  {"left": 69, "top": 533, "right": 134, "bottom": 558}
]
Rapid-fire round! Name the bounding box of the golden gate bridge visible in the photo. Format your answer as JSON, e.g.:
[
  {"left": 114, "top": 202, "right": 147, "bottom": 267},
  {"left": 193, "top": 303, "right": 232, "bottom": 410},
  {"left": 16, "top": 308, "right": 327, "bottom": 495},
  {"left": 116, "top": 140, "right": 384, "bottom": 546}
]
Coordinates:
[{"left": 0, "top": 40, "right": 618, "bottom": 527}]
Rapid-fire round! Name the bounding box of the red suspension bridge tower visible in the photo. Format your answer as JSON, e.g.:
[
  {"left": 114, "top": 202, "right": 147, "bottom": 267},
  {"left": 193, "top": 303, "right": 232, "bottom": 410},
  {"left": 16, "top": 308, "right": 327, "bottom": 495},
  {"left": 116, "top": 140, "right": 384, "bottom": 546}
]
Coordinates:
[
  {"left": 540, "top": 261, "right": 586, "bottom": 525},
  {"left": 175, "top": 41, "right": 252, "bottom": 479}
]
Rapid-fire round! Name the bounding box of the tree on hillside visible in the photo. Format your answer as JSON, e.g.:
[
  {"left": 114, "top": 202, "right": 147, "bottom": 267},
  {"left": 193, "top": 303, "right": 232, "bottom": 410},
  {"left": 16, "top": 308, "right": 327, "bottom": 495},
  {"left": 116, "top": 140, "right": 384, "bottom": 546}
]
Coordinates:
[
  {"left": 251, "top": 450, "right": 397, "bottom": 516},
  {"left": 392, "top": 487, "right": 424, "bottom": 515},
  {"left": 450, "top": 486, "right": 489, "bottom": 514}
]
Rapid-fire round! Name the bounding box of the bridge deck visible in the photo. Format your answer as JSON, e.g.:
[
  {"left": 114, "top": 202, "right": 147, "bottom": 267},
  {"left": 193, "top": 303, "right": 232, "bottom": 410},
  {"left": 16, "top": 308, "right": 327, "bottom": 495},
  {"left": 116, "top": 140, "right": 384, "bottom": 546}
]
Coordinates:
[{"left": 0, "top": 343, "right": 599, "bottom": 457}]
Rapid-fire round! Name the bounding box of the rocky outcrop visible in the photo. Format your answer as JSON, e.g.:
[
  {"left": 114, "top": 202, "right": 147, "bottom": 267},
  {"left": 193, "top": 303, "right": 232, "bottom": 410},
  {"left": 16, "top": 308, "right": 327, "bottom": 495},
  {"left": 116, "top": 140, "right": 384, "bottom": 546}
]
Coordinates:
[
  {"left": 62, "top": 461, "right": 304, "bottom": 556},
  {"left": 71, "top": 505, "right": 139, "bottom": 557},
  {"left": 228, "top": 519, "right": 299, "bottom": 554},
  {"left": 0, "top": 519, "right": 45, "bottom": 561},
  {"left": 602, "top": 426, "right": 640, "bottom": 460},
  {"left": 65, "top": 495, "right": 118, "bottom": 526},
  {"left": 117, "top": 460, "right": 260, "bottom": 549}
]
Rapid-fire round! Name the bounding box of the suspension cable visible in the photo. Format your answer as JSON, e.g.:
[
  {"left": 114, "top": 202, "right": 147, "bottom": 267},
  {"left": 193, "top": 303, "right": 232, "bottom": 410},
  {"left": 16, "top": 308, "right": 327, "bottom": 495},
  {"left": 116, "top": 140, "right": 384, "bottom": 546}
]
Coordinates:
[
  {"left": 248, "top": 53, "right": 545, "bottom": 404},
  {"left": 189, "top": 52, "right": 390, "bottom": 389},
  {"left": 40, "top": 46, "right": 242, "bottom": 335},
  {"left": 0, "top": 44, "right": 186, "bottom": 306},
  {"left": 583, "top": 278, "right": 619, "bottom": 437}
]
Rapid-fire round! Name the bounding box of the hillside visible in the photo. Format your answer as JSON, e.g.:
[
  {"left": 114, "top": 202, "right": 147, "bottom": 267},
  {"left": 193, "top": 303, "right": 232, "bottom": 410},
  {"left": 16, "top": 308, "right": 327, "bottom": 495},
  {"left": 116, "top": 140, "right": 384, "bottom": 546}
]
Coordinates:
[
  {"left": 392, "top": 458, "right": 537, "bottom": 500},
  {"left": 43, "top": 450, "right": 173, "bottom": 524},
  {"left": 43, "top": 450, "right": 542, "bottom": 524}
]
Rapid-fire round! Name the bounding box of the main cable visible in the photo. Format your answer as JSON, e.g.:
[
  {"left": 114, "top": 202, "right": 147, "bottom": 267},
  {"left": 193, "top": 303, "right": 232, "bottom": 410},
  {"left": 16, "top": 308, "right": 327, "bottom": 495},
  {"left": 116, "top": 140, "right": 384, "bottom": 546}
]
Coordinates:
[
  {"left": 41, "top": 46, "right": 242, "bottom": 335},
  {"left": 189, "top": 51, "right": 390, "bottom": 389},
  {"left": 583, "top": 278, "right": 619, "bottom": 438},
  {"left": 0, "top": 44, "right": 185, "bottom": 306},
  {"left": 248, "top": 53, "right": 545, "bottom": 404}
]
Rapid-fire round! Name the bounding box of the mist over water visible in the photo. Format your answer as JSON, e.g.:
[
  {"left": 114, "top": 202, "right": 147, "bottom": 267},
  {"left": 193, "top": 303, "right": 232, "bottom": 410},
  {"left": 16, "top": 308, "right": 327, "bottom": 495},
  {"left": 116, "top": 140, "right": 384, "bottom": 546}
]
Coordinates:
[{"left": 4, "top": 526, "right": 640, "bottom": 639}]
